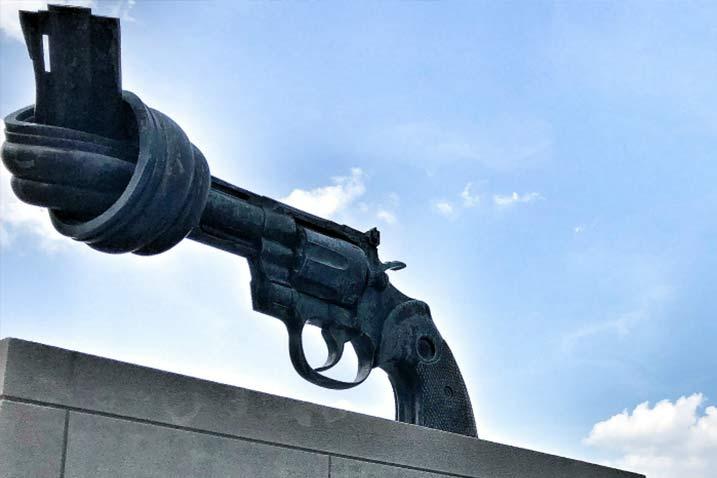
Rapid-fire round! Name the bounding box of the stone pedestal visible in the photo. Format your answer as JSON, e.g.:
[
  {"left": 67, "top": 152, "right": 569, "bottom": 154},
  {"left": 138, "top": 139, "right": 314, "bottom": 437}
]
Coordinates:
[{"left": 0, "top": 338, "right": 643, "bottom": 477}]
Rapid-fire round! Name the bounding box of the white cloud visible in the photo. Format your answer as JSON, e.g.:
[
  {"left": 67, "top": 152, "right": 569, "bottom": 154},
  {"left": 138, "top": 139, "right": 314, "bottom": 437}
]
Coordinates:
[
  {"left": 460, "top": 182, "right": 480, "bottom": 208},
  {"left": 281, "top": 168, "right": 366, "bottom": 219},
  {"left": 493, "top": 191, "right": 543, "bottom": 207},
  {"left": 433, "top": 184, "right": 541, "bottom": 217},
  {"left": 370, "top": 193, "right": 399, "bottom": 225},
  {"left": 376, "top": 209, "right": 396, "bottom": 224},
  {"left": 585, "top": 394, "right": 717, "bottom": 478},
  {"left": 574, "top": 225, "right": 585, "bottom": 233},
  {"left": 432, "top": 200, "right": 455, "bottom": 218}
]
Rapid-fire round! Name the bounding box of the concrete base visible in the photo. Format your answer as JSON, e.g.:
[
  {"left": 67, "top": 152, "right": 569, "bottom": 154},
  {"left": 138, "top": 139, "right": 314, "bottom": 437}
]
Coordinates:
[{"left": 0, "top": 338, "right": 643, "bottom": 478}]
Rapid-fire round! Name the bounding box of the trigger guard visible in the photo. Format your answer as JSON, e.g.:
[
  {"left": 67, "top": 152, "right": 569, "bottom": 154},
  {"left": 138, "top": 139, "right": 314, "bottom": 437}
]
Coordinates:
[
  {"left": 286, "top": 321, "right": 374, "bottom": 390},
  {"left": 314, "top": 327, "right": 345, "bottom": 372}
]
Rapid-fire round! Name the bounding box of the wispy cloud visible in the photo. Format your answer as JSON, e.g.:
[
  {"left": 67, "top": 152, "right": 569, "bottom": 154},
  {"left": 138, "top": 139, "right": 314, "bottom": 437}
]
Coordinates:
[
  {"left": 376, "top": 209, "right": 396, "bottom": 224},
  {"left": 281, "top": 167, "right": 366, "bottom": 219},
  {"left": 432, "top": 200, "right": 456, "bottom": 219},
  {"left": 461, "top": 182, "right": 480, "bottom": 208},
  {"left": 573, "top": 218, "right": 599, "bottom": 235},
  {"left": 585, "top": 394, "right": 717, "bottom": 478},
  {"left": 433, "top": 184, "right": 543, "bottom": 218},
  {"left": 373, "top": 192, "right": 399, "bottom": 225},
  {"left": 561, "top": 283, "right": 673, "bottom": 353},
  {"left": 493, "top": 191, "right": 543, "bottom": 207}
]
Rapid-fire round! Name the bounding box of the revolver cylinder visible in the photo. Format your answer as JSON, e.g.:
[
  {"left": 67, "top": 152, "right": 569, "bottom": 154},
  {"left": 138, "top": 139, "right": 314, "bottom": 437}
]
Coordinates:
[{"left": 293, "top": 229, "right": 369, "bottom": 307}]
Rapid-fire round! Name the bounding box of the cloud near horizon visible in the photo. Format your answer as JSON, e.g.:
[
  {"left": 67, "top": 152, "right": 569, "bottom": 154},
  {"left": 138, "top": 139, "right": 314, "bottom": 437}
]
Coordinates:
[{"left": 585, "top": 394, "right": 717, "bottom": 478}]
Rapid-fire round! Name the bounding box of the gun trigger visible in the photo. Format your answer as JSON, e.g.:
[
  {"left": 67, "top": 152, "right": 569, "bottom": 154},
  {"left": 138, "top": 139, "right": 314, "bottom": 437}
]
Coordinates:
[
  {"left": 382, "top": 261, "right": 406, "bottom": 272},
  {"left": 314, "top": 326, "right": 346, "bottom": 372},
  {"left": 286, "top": 322, "right": 371, "bottom": 390}
]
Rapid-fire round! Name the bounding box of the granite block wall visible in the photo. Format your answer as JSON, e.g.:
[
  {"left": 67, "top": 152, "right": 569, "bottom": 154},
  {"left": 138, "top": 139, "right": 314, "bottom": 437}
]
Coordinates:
[{"left": 0, "top": 338, "right": 644, "bottom": 478}]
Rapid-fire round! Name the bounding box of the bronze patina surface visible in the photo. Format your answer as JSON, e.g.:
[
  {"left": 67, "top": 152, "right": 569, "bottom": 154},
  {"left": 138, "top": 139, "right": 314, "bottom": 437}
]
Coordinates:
[{"left": 2, "top": 5, "right": 477, "bottom": 437}]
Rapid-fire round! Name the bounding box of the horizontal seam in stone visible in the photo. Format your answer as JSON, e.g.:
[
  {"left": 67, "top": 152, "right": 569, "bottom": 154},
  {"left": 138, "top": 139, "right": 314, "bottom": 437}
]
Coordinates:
[{"left": 0, "top": 394, "right": 478, "bottom": 478}]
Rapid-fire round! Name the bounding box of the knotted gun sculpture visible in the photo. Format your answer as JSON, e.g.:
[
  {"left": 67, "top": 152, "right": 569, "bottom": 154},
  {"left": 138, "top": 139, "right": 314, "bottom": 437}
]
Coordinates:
[{"left": 2, "top": 5, "right": 477, "bottom": 436}]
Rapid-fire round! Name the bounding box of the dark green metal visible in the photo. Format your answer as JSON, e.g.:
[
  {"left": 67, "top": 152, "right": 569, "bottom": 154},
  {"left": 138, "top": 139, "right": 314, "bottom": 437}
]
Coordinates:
[{"left": 2, "top": 5, "right": 477, "bottom": 437}]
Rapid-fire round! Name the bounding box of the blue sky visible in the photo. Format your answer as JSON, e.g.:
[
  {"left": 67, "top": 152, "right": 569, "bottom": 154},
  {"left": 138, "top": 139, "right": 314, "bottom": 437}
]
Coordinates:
[{"left": 1, "top": 1, "right": 716, "bottom": 476}]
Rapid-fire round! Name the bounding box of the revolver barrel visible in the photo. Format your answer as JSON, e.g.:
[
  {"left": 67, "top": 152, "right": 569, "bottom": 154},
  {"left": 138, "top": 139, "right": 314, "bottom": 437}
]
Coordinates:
[{"left": 191, "top": 184, "right": 265, "bottom": 258}]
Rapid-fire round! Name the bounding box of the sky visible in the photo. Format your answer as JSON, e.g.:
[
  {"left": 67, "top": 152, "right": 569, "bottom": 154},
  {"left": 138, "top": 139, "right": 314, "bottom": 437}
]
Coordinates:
[{"left": 1, "top": 1, "right": 716, "bottom": 476}]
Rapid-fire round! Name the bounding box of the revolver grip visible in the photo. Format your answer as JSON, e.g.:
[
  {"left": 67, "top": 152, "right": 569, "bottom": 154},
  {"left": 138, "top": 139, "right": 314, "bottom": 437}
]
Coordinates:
[
  {"left": 384, "top": 341, "right": 477, "bottom": 437},
  {"left": 378, "top": 300, "right": 477, "bottom": 437}
]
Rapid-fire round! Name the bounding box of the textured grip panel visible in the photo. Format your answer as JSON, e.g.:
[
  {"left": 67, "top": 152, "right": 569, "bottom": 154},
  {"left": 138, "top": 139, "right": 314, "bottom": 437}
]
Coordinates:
[
  {"left": 413, "top": 341, "right": 477, "bottom": 436},
  {"left": 383, "top": 340, "right": 477, "bottom": 437},
  {"left": 378, "top": 299, "right": 477, "bottom": 437}
]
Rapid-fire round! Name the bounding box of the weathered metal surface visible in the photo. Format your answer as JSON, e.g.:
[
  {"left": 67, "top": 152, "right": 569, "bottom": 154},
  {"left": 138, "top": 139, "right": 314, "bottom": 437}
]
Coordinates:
[
  {"left": 2, "top": 5, "right": 477, "bottom": 436},
  {"left": 19, "top": 5, "right": 124, "bottom": 139}
]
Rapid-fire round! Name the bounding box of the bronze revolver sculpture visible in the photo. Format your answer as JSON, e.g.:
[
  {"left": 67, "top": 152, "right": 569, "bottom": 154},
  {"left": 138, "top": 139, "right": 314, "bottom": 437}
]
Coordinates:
[{"left": 2, "top": 5, "right": 477, "bottom": 437}]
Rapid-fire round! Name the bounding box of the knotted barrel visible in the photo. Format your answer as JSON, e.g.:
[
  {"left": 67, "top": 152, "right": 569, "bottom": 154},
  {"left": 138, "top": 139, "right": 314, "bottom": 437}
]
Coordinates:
[{"left": 2, "top": 91, "right": 211, "bottom": 255}]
